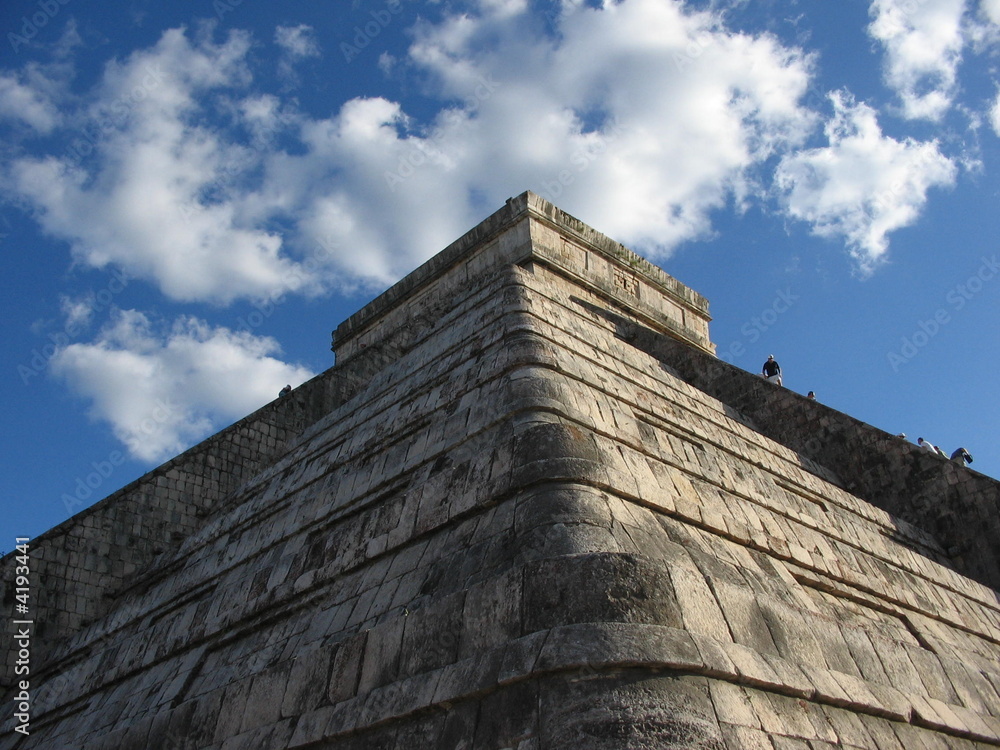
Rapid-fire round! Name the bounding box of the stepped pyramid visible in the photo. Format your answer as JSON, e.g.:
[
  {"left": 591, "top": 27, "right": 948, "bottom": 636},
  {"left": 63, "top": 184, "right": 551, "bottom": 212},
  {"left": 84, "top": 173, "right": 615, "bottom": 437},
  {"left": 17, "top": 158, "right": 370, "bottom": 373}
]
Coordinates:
[{"left": 3, "top": 192, "right": 1000, "bottom": 749}]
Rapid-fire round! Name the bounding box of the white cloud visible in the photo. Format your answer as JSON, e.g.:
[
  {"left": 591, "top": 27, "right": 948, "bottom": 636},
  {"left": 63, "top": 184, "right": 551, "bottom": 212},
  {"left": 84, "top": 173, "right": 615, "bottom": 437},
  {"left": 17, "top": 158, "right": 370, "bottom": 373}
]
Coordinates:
[
  {"left": 991, "top": 91, "right": 1000, "bottom": 134},
  {"left": 275, "top": 24, "right": 320, "bottom": 83},
  {"left": 475, "top": 0, "right": 530, "bottom": 19},
  {"left": 50, "top": 310, "right": 314, "bottom": 462},
  {"left": 868, "top": 0, "right": 968, "bottom": 120},
  {"left": 775, "top": 92, "right": 956, "bottom": 271},
  {"left": 60, "top": 294, "right": 96, "bottom": 331},
  {"left": 395, "top": 0, "right": 816, "bottom": 254},
  {"left": 263, "top": 0, "right": 816, "bottom": 277},
  {"left": 983, "top": 0, "right": 1000, "bottom": 24},
  {"left": 6, "top": 28, "right": 319, "bottom": 305},
  {"left": 275, "top": 24, "right": 320, "bottom": 59},
  {"left": 4, "top": 4, "right": 820, "bottom": 297},
  {"left": 0, "top": 71, "right": 61, "bottom": 133}
]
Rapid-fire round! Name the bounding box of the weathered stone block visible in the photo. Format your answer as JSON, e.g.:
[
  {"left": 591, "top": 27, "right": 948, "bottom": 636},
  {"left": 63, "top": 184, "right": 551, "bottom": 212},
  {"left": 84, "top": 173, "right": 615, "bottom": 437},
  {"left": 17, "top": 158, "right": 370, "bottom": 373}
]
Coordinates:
[
  {"left": 523, "top": 553, "right": 681, "bottom": 633},
  {"left": 327, "top": 632, "right": 367, "bottom": 705},
  {"left": 538, "top": 673, "right": 724, "bottom": 750},
  {"left": 281, "top": 646, "right": 334, "bottom": 718},
  {"left": 398, "top": 590, "right": 465, "bottom": 677}
]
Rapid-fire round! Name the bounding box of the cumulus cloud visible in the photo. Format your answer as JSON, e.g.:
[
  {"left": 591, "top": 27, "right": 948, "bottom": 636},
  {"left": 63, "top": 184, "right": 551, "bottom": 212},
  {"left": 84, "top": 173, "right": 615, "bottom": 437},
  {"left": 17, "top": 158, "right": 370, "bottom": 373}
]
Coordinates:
[
  {"left": 475, "top": 0, "right": 530, "bottom": 19},
  {"left": 275, "top": 24, "right": 320, "bottom": 59},
  {"left": 6, "top": 27, "right": 320, "bottom": 305},
  {"left": 983, "top": 0, "right": 1000, "bottom": 24},
  {"left": 3, "top": 3, "right": 821, "bottom": 296},
  {"left": 50, "top": 310, "right": 314, "bottom": 462},
  {"left": 867, "top": 0, "right": 968, "bottom": 120},
  {"left": 991, "top": 91, "right": 1000, "bottom": 135},
  {"left": 775, "top": 92, "right": 956, "bottom": 271},
  {"left": 0, "top": 72, "right": 61, "bottom": 133},
  {"left": 59, "top": 294, "right": 97, "bottom": 331},
  {"left": 395, "top": 0, "right": 816, "bottom": 253},
  {"left": 275, "top": 24, "right": 320, "bottom": 83}
]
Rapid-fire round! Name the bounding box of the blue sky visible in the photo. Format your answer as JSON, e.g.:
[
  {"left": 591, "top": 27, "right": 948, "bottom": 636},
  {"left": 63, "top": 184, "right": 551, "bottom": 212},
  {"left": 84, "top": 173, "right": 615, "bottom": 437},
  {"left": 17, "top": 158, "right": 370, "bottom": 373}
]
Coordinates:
[{"left": 2, "top": 0, "right": 998, "bottom": 547}]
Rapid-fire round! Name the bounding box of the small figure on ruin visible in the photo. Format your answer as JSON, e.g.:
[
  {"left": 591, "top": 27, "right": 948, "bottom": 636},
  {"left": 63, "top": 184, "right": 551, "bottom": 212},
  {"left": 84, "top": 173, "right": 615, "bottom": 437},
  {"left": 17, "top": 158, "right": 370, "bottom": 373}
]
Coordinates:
[
  {"left": 950, "top": 447, "right": 973, "bottom": 466},
  {"left": 762, "top": 355, "right": 782, "bottom": 385},
  {"left": 917, "top": 437, "right": 946, "bottom": 457}
]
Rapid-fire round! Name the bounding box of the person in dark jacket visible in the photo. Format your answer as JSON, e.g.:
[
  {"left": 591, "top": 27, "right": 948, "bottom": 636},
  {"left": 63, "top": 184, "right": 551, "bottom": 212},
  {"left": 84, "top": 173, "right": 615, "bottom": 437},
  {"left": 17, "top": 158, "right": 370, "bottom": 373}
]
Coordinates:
[{"left": 762, "top": 355, "right": 782, "bottom": 385}]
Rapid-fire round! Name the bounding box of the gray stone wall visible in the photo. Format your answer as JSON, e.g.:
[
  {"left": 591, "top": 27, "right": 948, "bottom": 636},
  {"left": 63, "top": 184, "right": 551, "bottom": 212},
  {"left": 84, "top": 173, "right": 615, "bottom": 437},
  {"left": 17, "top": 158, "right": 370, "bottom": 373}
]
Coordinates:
[
  {"left": 0, "top": 365, "right": 347, "bottom": 684},
  {"left": 615, "top": 312, "right": 1000, "bottom": 592}
]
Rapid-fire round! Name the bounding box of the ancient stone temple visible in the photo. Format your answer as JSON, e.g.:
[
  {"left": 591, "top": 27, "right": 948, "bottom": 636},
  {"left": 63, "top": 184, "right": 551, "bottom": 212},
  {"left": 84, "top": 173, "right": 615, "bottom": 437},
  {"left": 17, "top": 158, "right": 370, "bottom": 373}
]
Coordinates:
[{"left": 2, "top": 192, "right": 1000, "bottom": 749}]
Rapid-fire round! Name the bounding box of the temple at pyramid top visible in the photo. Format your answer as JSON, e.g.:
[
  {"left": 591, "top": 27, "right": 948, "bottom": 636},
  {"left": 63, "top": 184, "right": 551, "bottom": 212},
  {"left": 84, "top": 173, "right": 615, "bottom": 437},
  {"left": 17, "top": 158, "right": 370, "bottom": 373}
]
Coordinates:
[
  {"left": 332, "top": 191, "right": 714, "bottom": 362},
  {"left": 2, "top": 191, "right": 999, "bottom": 749}
]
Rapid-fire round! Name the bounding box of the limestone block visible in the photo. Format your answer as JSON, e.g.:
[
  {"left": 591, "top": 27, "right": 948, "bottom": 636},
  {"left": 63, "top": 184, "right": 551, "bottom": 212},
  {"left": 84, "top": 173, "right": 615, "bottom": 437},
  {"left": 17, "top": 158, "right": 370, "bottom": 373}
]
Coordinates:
[
  {"left": 522, "top": 553, "right": 681, "bottom": 633},
  {"left": 837, "top": 622, "right": 892, "bottom": 686},
  {"left": 671, "top": 565, "right": 734, "bottom": 643},
  {"left": 769, "top": 736, "right": 813, "bottom": 750},
  {"left": 287, "top": 705, "right": 336, "bottom": 748},
  {"left": 354, "top": 670, "right": 441, "bottom": 730},
  {"left": 513, "top": 485, "right": 613, "bottom": 534},
  {"left": 746, "top": 689, "right": 835, "bottom": 743},
  {"left": 537, "top": 673, "right": 724, "bottom": 750},
  {"left": 721, "top": 641, "right": 782, "bottom": 690},
  {"left": 869, "top": 632, "right": 928, "bottom": 698},
  {"left": 707, "top": 680, "right": 763, "bottom": 729},
  {"left": 535, "top": 622, "right": 702, "bottom": 675},
  {"left": 430, "top": 648, "right": 504, "bottom": 705},
  {"left": 708, "top": 579, "right": 780, "bottom": 657},
  {"left": 856, "top": 713, "right": 908, "bottom": 749},
  {"left": 212, "top": 677, "right": 254, "bottom": 745},
  {"left": 221, "top": 718, "right": 294, "bottom": 750},
  {"left": 327, "top": 631, "right": 367, "bottom": 704},
  {"left": 398, "top": 590, "right": 465, "bottom": 677},
  {"left": 460, "top": 567, "right": 521, "bottom": 658},
  {"left": 907, "top": 646, "right": 962, "bottom": 705},
  {"left": 281, "top": 646, "right": 334, "bottom": 718},
  {"left": 758, "top": 652, "right": 815, "bottom": 698},
  {"left": 473, "top": 679, "right": 539, "bottom": 749},
  {"left": 936, "top": 651, "right": 996, "bottom": 714},
  {"left": 820, "top": 704, "right": 877, "bottom": 748}
]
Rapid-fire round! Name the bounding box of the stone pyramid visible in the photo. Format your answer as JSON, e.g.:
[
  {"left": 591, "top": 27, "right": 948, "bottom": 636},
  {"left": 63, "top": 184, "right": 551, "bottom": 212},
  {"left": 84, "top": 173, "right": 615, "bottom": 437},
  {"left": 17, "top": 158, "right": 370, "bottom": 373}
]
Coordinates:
[{"left": 3, "top": 192, "right": 1000, "bottom": 749}]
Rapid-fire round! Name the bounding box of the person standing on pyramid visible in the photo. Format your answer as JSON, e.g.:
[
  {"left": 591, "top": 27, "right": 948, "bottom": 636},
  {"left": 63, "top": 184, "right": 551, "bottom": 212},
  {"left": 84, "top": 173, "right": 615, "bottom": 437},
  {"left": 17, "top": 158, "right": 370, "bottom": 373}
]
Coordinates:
[
  {"left": 950, "top": 447, "right": 973, "bottom": 465},
  {"left": 762, "top": 354, "right": 782, "bottom": 385},
  {"left": 918, "top": 437, "right": 942, "bottom": 456}
]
